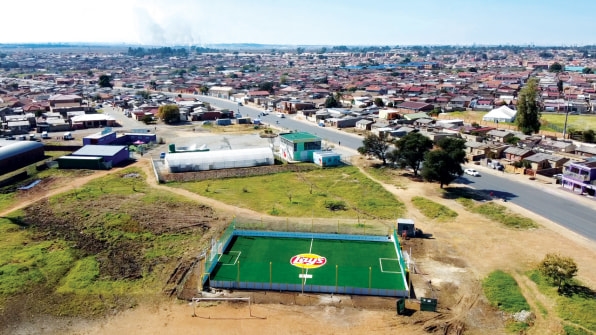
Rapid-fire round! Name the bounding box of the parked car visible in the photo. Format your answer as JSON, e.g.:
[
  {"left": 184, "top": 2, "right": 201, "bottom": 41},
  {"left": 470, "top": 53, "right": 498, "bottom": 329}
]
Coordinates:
[
  {"left": 464, "top": 168, "right": 480, "bottom": 177},
  {"left": 159, "top": 152, "right": 166, "bottom": 159},
  {"left": 41, "top": 131, "right": 50, "bottom": 139},
  {"left": 488, "top": 160, "right": 504, "bottom": 170}
]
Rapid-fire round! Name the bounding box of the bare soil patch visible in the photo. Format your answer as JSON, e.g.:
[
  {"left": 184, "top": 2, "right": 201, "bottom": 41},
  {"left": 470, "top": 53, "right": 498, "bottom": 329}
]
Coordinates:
[{"left": 3, "top": 156, "right": 596, "bottom": 335}]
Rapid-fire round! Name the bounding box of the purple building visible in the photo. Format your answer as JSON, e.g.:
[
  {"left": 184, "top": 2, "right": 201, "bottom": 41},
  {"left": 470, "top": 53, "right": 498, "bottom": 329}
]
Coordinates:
[
  {"left": 71, "top": 145, "right": 130, "bottom": 167},
  {"left": 83, "top": 131, "right": 157, "bottom": 146},
  {"left": 561, "top": 158, "right": 596, "bottom": 196}
]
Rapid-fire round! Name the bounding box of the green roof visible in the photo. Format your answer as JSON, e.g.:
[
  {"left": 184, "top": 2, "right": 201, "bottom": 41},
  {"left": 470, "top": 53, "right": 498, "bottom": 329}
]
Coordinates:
[{"left": 279, "top": 132, "right": 321, "bottom": 142}]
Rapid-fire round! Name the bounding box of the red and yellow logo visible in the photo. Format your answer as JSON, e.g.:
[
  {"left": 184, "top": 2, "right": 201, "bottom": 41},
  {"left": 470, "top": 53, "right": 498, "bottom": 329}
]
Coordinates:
[{"left": 290, "top": 253, "right": 327, "bottom": 269}]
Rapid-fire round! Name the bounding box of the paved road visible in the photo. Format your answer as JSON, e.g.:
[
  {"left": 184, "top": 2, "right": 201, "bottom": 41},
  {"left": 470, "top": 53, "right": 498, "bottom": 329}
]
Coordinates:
[
  {"left": 459, "top": 170, "right": 596, "bottom": 242},
  {"left": 118, "top": 92, "right": 596, "bottom": 243}
]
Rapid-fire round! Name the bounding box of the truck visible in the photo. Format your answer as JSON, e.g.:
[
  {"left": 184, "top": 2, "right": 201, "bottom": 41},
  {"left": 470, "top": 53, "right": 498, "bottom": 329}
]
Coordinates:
[{"left": 63, "top": 132, "right": 74, "bottom": 140}]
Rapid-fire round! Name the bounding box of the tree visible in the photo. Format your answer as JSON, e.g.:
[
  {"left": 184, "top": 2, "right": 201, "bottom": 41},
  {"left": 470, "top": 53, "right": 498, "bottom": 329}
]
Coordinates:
[
  {"left": 538, "top": 253, "right": 578, "bottom": 290},
  {"left": 258, "top": 81, "right": 274, "bottom": 93},
  {"left": 199, "top": 85, "right": 209, "bottom": 94},
  {"left": 549, "top": 62, "right": 563, "bottom": 72},
  {"left": 157, "top": 105, "right": 180, "bottom": 124},
  {"left": 515, "top": 78, "right": 541, "bottom": 135},
  {"left": 582, "top": 67, "right": 593, "bottom": 74},
  {"left": 357, "top": 133, "right": 390, "bottom": 165},
  {"left": 557, "top": 79, "right": 564, "bottom": 95},
  {"left": 421, "top": 137, "right": 467, "bottom": 188},
  {"left": 582, "top": 129, "right": 595, "bottom": 143},
  {"left": 98, "top": 74, "right": 113, "bottom": 88},
  {"left": 393, "top": 132, "right": 434, "bottom": 176},
  {"left": 324, "top": 95, "right": 340, "bottom": 108},
  {"left": 296, "top": 47, "right": 305, "bottom": 55},
  {"left": 374, "top": 98, "right": 385, "bottom": 107},
  {"left": 136, "top": 90, "right": 150, "bottom": 99}
]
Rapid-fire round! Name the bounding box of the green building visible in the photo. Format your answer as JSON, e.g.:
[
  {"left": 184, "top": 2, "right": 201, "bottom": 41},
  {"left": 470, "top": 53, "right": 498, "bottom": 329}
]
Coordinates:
[{"left": 279, "top": 132, "right": 322, "bottom": 162}]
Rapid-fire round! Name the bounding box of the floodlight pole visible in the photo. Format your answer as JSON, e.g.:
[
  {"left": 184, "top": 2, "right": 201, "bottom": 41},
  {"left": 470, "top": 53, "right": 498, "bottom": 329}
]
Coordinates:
[
  {"left": 368, "top": 266, "right": 372, "bottom": 294},
  {"left": 237, "top": 261, "right": 240, "bottom": 286},
  {"left": 335, "top": 265, "right": 338, "bottom": 293},
  {"left": 269, "top": 262, "right": 272, "bottom": 289}
]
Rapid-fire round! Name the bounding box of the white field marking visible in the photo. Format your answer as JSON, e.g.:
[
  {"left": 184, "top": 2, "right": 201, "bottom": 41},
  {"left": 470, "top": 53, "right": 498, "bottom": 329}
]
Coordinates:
[
  {"left": 219, "top": 251, "right": 241, "bottom": 266},
  {"left": 379, "top": 258, "right": 402, "bottom": 274}
]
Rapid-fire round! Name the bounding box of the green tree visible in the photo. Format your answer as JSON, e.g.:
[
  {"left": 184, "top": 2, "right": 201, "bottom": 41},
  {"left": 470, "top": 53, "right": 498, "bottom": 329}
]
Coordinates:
[
  {"left": 393, "top": 132, "right": 434, "bottom": 176},
  {"left": 357, "top": 133, "right": 390, "bottom": 165},
  {"left": 157, "top": 105, "right": 180, "bottom": 124},
  {"left": 374, "top": 98, "right": 385, "bottom": 107},
  {"left": 280, "top": 74, "right": 288, "bottom": 85},
  {"left": 557, "top": 79, "right": 564, "bottom": 95},
  {"left": 582, "top": 67, "right": 593, "bottom": 74},
  {"left": 515, "top": 78, "right": 541, "bottom": 135},
  {"left": 421, "top": 137, "right": 467, "bottom": 188},
  {"left": 258, "top": 82, "right": 274, "bottom": 93},
  {"left": 324, "top": 95, "right": 340, "bottom": 108},
  {"left": 582, "top": 129, "right": 595, "bottom": 143},
  {"left": 296, "top": 47, "right": 305, "bottom": 55},
  {"left": 538, "top": 253, "right": 578, "bottom": 290},
  {"left": 199, "top": 85, "right": 209, "bottom": 94},
  {"left": 136, "top": 90, "right": 150, "bottom": 99},
  {"left": 141, "top": 115, "right": 154, "bottom": 124},
  {"left": 549, "top": 62, "right": 563, "bottom": 72},
  {"left": 98, "top": 74, "right": 113, "bottom": 88}
]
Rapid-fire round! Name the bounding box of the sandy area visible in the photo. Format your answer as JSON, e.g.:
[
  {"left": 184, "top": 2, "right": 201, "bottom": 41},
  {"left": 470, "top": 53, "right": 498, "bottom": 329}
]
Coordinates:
[{"left": 5, "top": 143, "right": 596, "bottom": 335}]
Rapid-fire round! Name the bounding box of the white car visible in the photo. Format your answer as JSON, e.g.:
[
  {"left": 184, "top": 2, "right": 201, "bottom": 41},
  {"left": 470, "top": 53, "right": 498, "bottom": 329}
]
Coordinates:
[{"left": 464, "top": 168, "right": 480, "bottom": 177}]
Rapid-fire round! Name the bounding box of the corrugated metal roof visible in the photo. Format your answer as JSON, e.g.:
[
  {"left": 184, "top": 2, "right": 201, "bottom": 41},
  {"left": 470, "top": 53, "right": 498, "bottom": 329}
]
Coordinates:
[
  {"left": 72, "top": 145, "right": 127, "bottom": 157},
  {"left": 0, "top": 141, "right": 44, "bottom": 161}
]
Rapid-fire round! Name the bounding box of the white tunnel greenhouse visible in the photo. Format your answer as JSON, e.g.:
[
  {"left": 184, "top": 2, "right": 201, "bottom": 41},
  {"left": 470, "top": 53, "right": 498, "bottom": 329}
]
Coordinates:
[{"left": 164, "top": 147, "right": 275, "bottom": 172}]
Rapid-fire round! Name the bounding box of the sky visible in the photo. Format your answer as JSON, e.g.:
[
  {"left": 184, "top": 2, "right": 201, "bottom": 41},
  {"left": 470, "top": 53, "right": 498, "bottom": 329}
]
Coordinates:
[{"left": 1, "top": 0, "right": 596, "bottom": 46}]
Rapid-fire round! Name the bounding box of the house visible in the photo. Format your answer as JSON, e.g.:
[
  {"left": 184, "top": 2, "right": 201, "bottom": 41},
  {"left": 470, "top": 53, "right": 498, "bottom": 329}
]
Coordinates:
[
  {"left": 395, "top": 101, "right": 434, "bottom": 114},
  {"left": 575, "top": 145, "right": 596, "bottom": 157},
  {"left": 378, "top": 109, "right": 400, "bottom": 120},
  {"left": 561, "top": 158, "right": 596, "bottom": 196},
  {"left": 208, "top": 86, "right": 235, "bottom": 99},
  {"left": 533, "top": 139, "right": 575, "bottom": 154},
  {"left": 464, "top": 141, "right": 488, "bottom": 161},
  {"left": 486, "top": 129, "right": 515, "bottom": 143},
  {"left": 523, "top": 152, "right": 568, "bottom": 171},
  {"left": 503, "top": 146, "right": 533, "bottom": 162},
  {"left": 355, "top": 119, "right": 374, "bottom": 131},
  {"left": 279, "top": 132, "right": 322, "bottom": 163}
]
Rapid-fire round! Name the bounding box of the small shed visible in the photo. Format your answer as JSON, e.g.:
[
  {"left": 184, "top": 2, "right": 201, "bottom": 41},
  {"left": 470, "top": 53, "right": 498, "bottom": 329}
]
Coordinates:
[
  {"left": 312, "top": 151, "right": 341, "bottom": 167},
  {"left": 216, "top": 118, "right": 232, "bottom": 126},
  {"left": 57, "top": 156, "right": 108, "bottom": 170},
  {"left": 71, "top": 145, "right": 130, "bottom": 166},
  {"left": 397, "top": 218, "right": 415, "bottom": 237}
]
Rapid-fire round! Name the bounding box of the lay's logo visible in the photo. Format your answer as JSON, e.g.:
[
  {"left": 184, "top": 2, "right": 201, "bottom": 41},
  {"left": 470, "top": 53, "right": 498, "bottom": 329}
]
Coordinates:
[{"left": 290, "top": 253, "right": 327, "bottom": 269}]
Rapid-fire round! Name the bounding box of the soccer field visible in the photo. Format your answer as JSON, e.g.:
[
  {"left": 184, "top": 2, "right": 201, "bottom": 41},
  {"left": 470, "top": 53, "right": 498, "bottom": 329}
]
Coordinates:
[{"left": 208, "top": 234, "right": 409, "bottom": 297}]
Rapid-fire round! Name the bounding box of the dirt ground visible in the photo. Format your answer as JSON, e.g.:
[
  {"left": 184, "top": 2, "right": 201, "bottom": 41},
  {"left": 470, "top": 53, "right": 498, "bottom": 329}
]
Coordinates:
[{"left": 5, "top": 153, "right": 596, "bottom": 335}]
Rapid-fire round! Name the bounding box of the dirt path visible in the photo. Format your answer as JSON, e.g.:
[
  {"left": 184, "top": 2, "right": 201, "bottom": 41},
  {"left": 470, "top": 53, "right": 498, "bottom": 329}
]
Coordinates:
[
  {"left": 0, "top": 169, "right": 117, "bottom": 218},
  {"left": 5, "top": 158, "right": 596, "bottom": 335}
]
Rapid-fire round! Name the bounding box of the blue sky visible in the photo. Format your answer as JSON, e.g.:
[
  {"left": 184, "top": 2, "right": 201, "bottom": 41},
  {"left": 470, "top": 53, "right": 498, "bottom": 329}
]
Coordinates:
[{"left": 1, "top": 0, "right": 595, "bottom": 46}]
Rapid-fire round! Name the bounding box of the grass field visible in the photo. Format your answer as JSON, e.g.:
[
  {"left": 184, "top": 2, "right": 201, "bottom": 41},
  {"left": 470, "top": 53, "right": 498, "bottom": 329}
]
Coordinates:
[
  {"left": 209, "top": 235, "right": 407, "bottom": 295},
  {"left": 172, "top": 165, "right": 406, "bottom": 220},
  {"left": 540, "top": 113, "right": 596, "bottom": 132}
]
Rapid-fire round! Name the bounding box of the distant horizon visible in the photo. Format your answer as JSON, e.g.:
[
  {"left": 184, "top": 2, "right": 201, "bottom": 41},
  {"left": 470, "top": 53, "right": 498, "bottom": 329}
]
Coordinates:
[
  {"left": 3, "top": 1, "right": 596, "bottom": 46},
  {"left": 2, "top": 42, "right": 596, "bottom": 49}
]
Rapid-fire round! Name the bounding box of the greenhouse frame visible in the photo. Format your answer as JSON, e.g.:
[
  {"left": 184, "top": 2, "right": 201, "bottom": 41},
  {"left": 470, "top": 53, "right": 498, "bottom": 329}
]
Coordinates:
[{"left": 164, "top": 147, "right": 274, "bottom": 172}]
